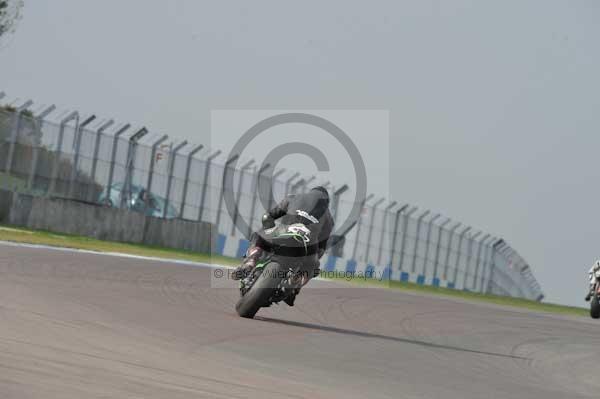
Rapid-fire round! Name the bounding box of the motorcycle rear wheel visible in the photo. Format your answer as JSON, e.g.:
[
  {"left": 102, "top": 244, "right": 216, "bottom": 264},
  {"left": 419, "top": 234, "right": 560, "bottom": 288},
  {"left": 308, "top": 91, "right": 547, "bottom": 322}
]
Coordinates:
[{"left": 590, "top": 295, "right": 600, "bottom": 319}]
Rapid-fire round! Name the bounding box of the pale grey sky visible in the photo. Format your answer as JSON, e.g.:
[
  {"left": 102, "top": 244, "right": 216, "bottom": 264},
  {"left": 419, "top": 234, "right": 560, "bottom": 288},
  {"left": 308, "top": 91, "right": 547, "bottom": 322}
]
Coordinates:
[{"left": 1, "top": 0, "right": 599, "bottom": 306}]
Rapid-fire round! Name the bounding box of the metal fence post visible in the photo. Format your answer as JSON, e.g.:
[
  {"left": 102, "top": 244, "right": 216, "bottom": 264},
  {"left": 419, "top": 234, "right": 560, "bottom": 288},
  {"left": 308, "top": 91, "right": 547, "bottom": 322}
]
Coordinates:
[
  {"left": 120, "top": 127, "right": 148, "bottom": 209},
  {"left": 496, "top": 245, "right": 513, "bottom": 295},
  {"left": 397, "top": 206, "right": 418, "bottom": 272},
  {"left": 290, "top": 178, "right": 306, "bottom": 195},
  {"left": 351, "top": 193, "right": 374, "bottom": 260},
  {"left": 284, "top": 172, "right": 300, "bottom": 197},
  {"left": 266, "top": 168, "right": 286, "bottom": 211},
  {"left": 519, "top": 265, "right": 542, "bottom": 299},
  {"left": 163, "top": 140, "right": 188, "bottom": 218},
  {"left": 104, "top": 124, "right": 131, "bottom": 205},
  {"left": 145, "top": 134, "right": 169, "bottom": 195},
  {"left": 197, "top": 150, "right": 221, "bottom": 222},
  {"left": 486, "top": 239, "right": 505, "bottom": 294},
  {"left": 442, "top": 222, "right": 462, "bottom": 280},
  {"left": 421, "top": 213, "right": 441, "bottom": 277},
  {"left": 49, "top": 111, "right": 79, "bottom": 195},
  {"left": 364, "top": 197, "right": 385, "bottom": 264},
  {"left": 89, "top": 119, "right": 114, "bottom": 188},
  {"left": 231, "top": 159, "right": 255, "bottom": 235},
  {"left": 68, "top": 114, "right": 96, "bottom": 198},
  {"left": 479, "top": 238, "right": 494, "bottom": 293},
  {"left": 179, "top": 144, "right": 204, "bottom": 219},
  {"left": 389, "top": 204, "right": 409, "bottom": 275},
  {"left": 5, "top": 99, "right": 33, "bottom": 175},
  {"left": 462, "top": 231, "right": 482, "bottom": 289},
  {"left": 452, "top": 226, "right": 472, "bottom": 286},
  {"left": 376, "top": 201, "right": 397, "bottom": 265},
  {"left": 432, "top": 218, "right": 451, "bottom": 281},
  {"left": 302, "top": 175, "right": 316, "bottom": 193},
  {"left": 331, "top": 184, "right": 349, "bottom": 224},
  {"left": 28, "top": 105, "right": 56, "bottom": 190},
  {"left": 410, "top": 210, "right": 431, "bottom": 273},
  {"left": 248, "top": 162, "right": 271, "bottom": 237},
  {"left": 472, "top": 234, "right": 491, "bottom": 290},
  {"left": 215, "top": 154, "right": 239, "bottom": 230}
]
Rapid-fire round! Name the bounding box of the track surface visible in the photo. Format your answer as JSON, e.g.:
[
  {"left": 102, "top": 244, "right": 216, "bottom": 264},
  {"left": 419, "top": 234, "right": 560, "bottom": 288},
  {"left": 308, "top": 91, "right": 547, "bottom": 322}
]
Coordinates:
[{"left": 0, "top": 243, "right": 598, "bottom": 398}]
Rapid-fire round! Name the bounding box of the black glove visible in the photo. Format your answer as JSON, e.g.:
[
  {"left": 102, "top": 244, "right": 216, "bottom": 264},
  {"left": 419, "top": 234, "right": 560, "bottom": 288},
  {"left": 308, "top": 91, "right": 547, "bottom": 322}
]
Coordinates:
[{"left": 262, "top": 214, "right": 275, "bottom": 229}]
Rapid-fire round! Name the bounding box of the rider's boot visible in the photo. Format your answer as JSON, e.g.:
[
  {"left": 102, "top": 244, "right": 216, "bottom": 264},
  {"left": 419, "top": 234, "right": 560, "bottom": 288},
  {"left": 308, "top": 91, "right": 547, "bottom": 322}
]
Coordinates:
[
  {"left": 585, "top": 292, "right": 593, "bottom": 302},
  {"left": 232, "top": 246, "right": 263, "bottom": 280},
  {"left": 284, "top": 270, "right": 314, "bottom": 306},
  {"left": 284, "top": 288, "right": 299, "bottom": 306}
]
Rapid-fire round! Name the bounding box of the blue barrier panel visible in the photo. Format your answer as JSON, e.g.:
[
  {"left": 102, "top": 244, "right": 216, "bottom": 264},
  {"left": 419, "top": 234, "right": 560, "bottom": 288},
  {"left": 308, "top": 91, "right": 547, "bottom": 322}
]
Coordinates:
[
  {"left": 381, "top": 265, "right": 391, "bottom": 280},
  {"left": 416, "top": 275, "right": 425, "bottom": 285},
  {"left": 216, "top": 234, "right": 226, "bottom": 255},
  {"left": 400, "top": 272, "right": 410, "bottom": 282},
  {"left": 432, "top": 277, "right": 440, "bottom": 287},
  {"left": 346, "top": 260, "right": 357, "bottom": 275},
  {"left": 236, "top": 239, "right": 249, "bottom": 258},
  {"left": 447, "top": 282, "right": 455, "bottom": 289},
  {"left": 364, "top": 264, "right": 375, "bottom": 279},
  {"left": 325, "top": 256, "right": 337, "bottom": 272}
]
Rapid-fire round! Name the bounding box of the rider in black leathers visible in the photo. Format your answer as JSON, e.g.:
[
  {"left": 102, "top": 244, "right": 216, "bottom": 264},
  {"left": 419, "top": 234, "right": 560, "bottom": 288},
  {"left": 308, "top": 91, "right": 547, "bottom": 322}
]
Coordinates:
[{"left": 232, "top": 186, "right": 334, "bottom": 305}]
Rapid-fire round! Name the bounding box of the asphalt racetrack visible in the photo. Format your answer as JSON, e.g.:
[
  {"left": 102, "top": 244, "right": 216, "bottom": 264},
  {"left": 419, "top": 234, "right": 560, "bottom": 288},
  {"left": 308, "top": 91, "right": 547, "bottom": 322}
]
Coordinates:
[{"left": 0, "top": 242, "right": 598, "bottom": 398}]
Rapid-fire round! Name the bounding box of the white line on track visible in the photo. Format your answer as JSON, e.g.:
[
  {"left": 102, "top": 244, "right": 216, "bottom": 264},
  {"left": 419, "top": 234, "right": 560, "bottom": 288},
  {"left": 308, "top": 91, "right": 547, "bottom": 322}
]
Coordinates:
[
  {"left": 0, "top": 240, "right": 235, "bottom": 270},
  {"left": 0, "top": 241, "right": 373, "bottom": 290}
]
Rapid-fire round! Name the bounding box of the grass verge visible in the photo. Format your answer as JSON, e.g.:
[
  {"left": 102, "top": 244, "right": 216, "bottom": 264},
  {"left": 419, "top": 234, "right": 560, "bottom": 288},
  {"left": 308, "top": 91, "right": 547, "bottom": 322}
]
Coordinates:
[
  {"left": 0, "top": 224, "right": 587, "bottom": 317},
  {"left": 0, "top": 225, "right": 238, "bottom": 267},
  {"left": 324, "top": 273, "right": 587, "bottom": 317}
]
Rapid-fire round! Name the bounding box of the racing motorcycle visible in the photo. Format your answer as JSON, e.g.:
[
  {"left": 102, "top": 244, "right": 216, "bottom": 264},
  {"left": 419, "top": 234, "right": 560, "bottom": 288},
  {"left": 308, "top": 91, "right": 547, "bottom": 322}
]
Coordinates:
[{"left": 235, "top": 223, "right": 314, "bottom": 319}]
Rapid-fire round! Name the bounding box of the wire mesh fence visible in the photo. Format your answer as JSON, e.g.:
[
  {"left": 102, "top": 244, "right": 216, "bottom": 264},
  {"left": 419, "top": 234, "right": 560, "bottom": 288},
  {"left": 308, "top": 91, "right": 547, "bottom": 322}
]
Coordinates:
[{"left": 0, "top": 102, "right": 544, "bottom": 301}]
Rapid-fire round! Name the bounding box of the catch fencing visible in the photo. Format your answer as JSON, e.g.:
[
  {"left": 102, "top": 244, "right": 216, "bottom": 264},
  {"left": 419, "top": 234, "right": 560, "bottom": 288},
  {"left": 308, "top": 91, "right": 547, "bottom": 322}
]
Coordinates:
[{"left": 0, "top": 94, "right": 544, "bottom": 301}]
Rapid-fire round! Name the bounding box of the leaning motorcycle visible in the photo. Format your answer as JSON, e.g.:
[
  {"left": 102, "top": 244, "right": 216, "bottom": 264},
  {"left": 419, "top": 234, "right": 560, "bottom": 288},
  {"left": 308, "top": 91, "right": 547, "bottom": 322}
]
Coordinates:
[{"left": 235, "top": 224, "right": 313, "bottom": 319}]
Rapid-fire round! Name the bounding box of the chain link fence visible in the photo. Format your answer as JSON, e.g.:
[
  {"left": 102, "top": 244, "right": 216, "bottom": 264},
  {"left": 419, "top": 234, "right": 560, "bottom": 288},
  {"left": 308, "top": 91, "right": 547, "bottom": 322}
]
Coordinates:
[{"left": 0, "top": 98, "right": 544, "bottom": 301}]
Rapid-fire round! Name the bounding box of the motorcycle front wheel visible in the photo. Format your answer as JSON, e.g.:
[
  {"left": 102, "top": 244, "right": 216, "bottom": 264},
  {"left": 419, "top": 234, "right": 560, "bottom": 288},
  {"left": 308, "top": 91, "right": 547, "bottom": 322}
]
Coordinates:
[{"left": 235, "top": 261, "right": 284, "bottom": 319}]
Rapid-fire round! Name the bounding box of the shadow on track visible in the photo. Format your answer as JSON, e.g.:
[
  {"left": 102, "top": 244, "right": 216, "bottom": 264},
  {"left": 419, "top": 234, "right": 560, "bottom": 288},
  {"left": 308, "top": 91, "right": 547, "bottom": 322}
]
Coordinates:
[{"left": 256, "top": 316, "right": 529, "bottom": 361}]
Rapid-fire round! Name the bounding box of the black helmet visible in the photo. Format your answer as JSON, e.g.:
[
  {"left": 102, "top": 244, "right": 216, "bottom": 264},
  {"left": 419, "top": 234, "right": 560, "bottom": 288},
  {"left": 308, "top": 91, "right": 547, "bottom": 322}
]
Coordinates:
[
  {"left": 297, "top": 186, "right": 329, "bottom": 219},
  {"left": 311, "top": 186, "right": 329, "bottom": 198},
  {"left": 311, "top": 186, "right": 330, "bottom": 209}
]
